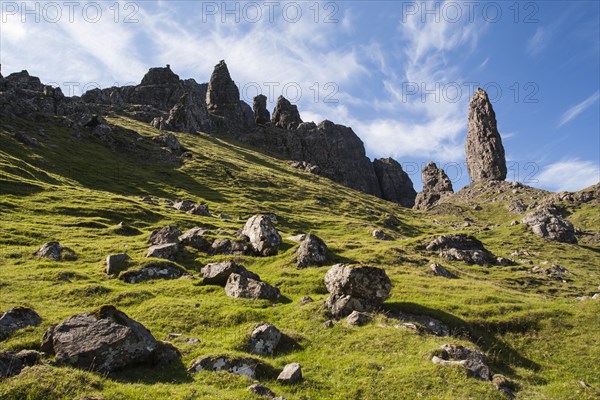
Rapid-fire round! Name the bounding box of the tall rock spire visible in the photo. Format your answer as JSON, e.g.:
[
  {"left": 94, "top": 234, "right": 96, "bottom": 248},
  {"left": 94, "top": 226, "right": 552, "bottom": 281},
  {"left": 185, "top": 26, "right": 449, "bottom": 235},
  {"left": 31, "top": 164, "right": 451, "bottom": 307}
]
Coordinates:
[{"left": 465, "top": 88, "right": 507, "bottom": 181}]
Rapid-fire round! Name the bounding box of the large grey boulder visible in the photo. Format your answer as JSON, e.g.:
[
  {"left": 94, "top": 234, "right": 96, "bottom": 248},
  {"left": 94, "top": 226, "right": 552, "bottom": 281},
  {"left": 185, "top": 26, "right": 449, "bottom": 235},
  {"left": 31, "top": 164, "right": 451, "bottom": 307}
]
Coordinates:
[
  {"left": 209, "top": 238, "right": 252, "bottom": 255},
  {"left": 225, "top": 273, "right": 281, "bottom": 301},
  {"left": 241, "top": 215, "right": 282, "bottom": 256},
  {"left": 522, "top": 207, "right": 577, "bottom": 244},
  {"left": 465, "top": 88, "right": 507, "bottom": 181},
  {"left": 146, "top": 242, "right": 179, "bottom": 260},
  {"left": 373, "top": 158, "right": 417, "bottom": 207},
  {"left": 0, "top": 307, "right": 42, "bottom": 340},
  {"left": 179, "top": 227, "right": 213, "bottom": 250},
  {"left": 248, "top": 323, "right": 282, "bottom": 356},
  {"left": 414, "top": 162, "right": 454, "bottom": 210},
  {"left": 295, "top": 234, "right": 328, "bottom": 268},
  {"left": 425, "top": 234, "right": 494, "bottom": 265},
  {"left": 277, "top": 362, "right": 302, "bottom": 384},
  {"left": 40, "top": 305, "right": 180, "bottom": 373},
  {"left": 201, "top": 260, "right": 260, "bottom": 286},
  {"left": 34, "top": 241, "right": 62, "bottom": 261},
  {"left": 106, "top": 253, "right": 129, "bottom": 275},
  {"left": 324, "top": 264, "right": 392, "bottom": 318},
  {"left": 148, "top": 225, "right": 181, "bottom": 245},
  {"left": 188, "top": 356, "right": 259, "bottom": 379},
  {"left": 271, "top": 96, "right": 303, "bottom": 130}
]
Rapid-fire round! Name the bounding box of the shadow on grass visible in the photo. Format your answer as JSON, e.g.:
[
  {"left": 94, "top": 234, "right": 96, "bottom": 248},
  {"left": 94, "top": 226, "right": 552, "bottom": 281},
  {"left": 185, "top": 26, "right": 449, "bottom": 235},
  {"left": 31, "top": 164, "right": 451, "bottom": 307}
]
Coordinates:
[
  {"left": 385, "top": 301, "right": 543, "bottom": 376},
  {"left": 109, "top": 359, "right": 193, "bottom": 385}
]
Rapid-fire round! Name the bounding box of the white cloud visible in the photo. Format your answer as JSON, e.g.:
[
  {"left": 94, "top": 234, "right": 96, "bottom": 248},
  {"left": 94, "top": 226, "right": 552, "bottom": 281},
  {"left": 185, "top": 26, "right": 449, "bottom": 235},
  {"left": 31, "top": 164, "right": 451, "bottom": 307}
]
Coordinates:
[
  {"left": 536, "top": 159, "right": 600, "bottom": 192},
  {"left": 527, "top": 27, "right": 547, "bottom": 56},
  {"left": 558, "top": 91, "right": 600, "bottom": 127}
]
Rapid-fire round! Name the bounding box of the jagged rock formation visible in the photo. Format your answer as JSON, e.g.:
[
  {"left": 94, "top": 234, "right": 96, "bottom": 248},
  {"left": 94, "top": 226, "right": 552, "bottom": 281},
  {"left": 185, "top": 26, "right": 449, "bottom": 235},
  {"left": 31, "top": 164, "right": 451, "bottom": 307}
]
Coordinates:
[
  {"left": 466, "top": 88, "right": 507, "bottom": 181},
  {"left": 151, "top": 92, "right": 212, "bottom": 134},
  {"left": 205, "top": 60, "right": 248, "bottom": 132},
  {"left": 253, "top": 94, "right": 270, "bottom": 125},
  {"left": 271, "top": 95, "right": 303, "bottom": 130},
  {"left": 414, "top": 162, "right": 454, "bottom": 210},
  {"left": 373, "top": 158, "right": 417, "bottom": 207}
]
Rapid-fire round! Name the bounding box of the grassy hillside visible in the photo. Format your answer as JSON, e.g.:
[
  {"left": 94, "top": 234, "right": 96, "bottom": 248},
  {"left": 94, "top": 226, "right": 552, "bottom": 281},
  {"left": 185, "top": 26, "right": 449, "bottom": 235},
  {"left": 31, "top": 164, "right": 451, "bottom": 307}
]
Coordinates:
[{"left": 1, "top": 114, "right": 599, "bottom": 400}]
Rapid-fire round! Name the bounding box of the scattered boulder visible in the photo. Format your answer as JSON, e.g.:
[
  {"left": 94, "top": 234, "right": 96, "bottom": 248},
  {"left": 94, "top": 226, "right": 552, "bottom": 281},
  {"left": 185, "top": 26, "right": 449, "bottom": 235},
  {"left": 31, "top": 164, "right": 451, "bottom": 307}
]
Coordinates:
[
  {"left": 522, "top": 207, "right": 577, "bottom": 243},
  {"left": 253, "top": 94, "right": 270, "bottom": 125},
  {"left": 506, "top": 199, "right": 527, "bottom": 214},
  {"left": 188, "top": 356, "right": 258, "bottom": 379},
  {"left": 201, "top": 260, "right": 260, "bottom": 286},
  {"left": 172, "top": 200, "right": 195, "bottom": 212},
  {"left": 151, "top": 92, "right": 212, "bottom": 134},
  {"left": 40, "top": 305, "right": 180, "bottom": 373},
  {"left": 465, "top": 88, "right": 507, "bottom": 181},
  {"left": 324, "top": 264, "right": 392, "bottom": 318},
  {"left": 530, "top": 265, "right": 572, "bottom": 280},
  {"left": 187, "top": 204, "right": 211, "bottom": 216},
  {"left": 429, "top": 263, "right": 455, "bottom": 279},
  {"left": 492, "top": 374, "right": 517, "bottom": 399},
  {"left": 277, "top": 362, "right": 302, "bottom": 384},
  {"left": 120, "top": 261, "right": 187, "bottom": 283},
  {"left": 248, "top": 383, "right": 276, "bottom": 399},
  {"left": 106, "top": 253, "right": 129, "bottom": 275},
  {"left": 0, "top": 307, "right": 42, "bottom": 340},
  {"left": 0, "top": 350, "right": 42, "bottom": 378},
  {"left": 382, "top": 213, "right": 402, "bottom": 230},
  {"left": 390, "top": 311, "right": 450, "bottom": 337},
  {"left": 425, "top": 234, "right": 494, "bottom": 265},
  {"left": 290, "top": 160, "right": 321, "bottom": 175},
  {"left": 153, "top": 132, "right": 181, "bottom": 152},
  {"left": 271, "top": 96, "right": 302, "bottom": 130},
  {"left": 373, "top": 158, "right": 417, "bottom": 207},
  {"left": 210, "top": 238, "right": 252, "bottom": 256},
  {"left": 179, "top": 227, "right": 213, "bottom": 250},
  {"left": 241, "top": 215, "right": 282, "bottom": 256},
  {"left": 414, "top": 162, "right": 454, "bottom": 210},
  {"left": 372, "top": 229, "right": 392, "bottom": 241},
  {"left": 146, "top": 243, "right": 179, "bottom": 260},
  {"left": 225, "top": 273, "right": 281, "bottom": 301},
  {"left": 15, "top": 132, "right": 41, "bottom": 147},
  {"left": 432, "top": 344, "right": 490, "bottom": 380},
  {"left": 299, "top": 296, "right": 314, "bottom": 305},
  {"left": 148, "top": 225, "right": 181, "bottom": 245},
  {"left": 295, "top": 234, "right": 328, "bottom": 268},
  {"left": 248, "top": 323, "right": 282, "bottom": 356},
  {"left": 34, "top": 241, "right": 63, "bottom": 261},
  {"left": 346, "top": 311, "right": 371, "bottom": 326}
]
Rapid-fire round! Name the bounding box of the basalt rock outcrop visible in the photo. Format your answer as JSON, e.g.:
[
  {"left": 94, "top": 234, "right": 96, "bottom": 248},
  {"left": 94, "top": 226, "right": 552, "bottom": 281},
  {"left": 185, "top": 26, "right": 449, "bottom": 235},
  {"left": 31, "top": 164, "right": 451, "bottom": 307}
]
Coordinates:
[
  {"left": 272, "top": 95, "right": 303, "bottom": 130},
  {"left": 373, "top": 158, "right": 417, "bottom": 207},
  {"left": 466, "top": 88, "right": 507, "bottom": 181},
  {"left": 253, "top": 94, "right": 270, "bottom": 125},
  {"left": 414, "top": 162, "right": 454, "bottom": 210}
]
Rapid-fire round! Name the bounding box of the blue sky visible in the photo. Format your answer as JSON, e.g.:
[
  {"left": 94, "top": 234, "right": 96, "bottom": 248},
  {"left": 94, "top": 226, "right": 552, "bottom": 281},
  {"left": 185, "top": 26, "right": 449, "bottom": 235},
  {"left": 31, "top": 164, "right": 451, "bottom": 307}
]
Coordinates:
[{"left": 1, "top": 0, "right": 598, "bottom": 192}]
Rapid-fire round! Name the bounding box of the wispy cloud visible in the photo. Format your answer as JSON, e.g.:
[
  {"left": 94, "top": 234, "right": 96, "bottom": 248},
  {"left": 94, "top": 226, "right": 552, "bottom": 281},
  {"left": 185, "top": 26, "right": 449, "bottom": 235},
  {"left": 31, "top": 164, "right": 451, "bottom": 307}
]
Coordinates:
[
  {"left": 527, "top": 27, "right": 548, "bottom": 56},
  {"left": 536, "top": 159, "right": 600, "bottom": 192},
  {"left": 558, "top": 91, "right": 600, "bottom": 127}
]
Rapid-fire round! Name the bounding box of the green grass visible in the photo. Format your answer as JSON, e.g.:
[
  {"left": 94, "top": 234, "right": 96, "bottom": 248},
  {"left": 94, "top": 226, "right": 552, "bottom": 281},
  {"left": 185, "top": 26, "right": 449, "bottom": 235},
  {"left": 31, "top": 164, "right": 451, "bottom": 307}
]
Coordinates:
[{"left": 1, "top": 114, "right": 599, "bottom": 399}]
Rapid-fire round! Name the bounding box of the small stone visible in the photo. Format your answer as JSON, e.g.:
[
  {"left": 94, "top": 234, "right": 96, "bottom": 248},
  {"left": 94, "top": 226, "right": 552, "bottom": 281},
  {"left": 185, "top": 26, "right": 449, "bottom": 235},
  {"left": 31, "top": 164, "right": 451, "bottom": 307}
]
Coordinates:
[
  {"left": 372, "top": 230, "right": 393, "bottom": 241},
  {"left": 248, "top": 383, "right": 276, "bottom": 399},
  {"left": 346, "top": 311, "right": 371, "bottom": 326},
  {"left": 277, "top": 363, "right": 302, "bottom": 384},
  {"left": 323, "top": 320, "right": 334, "bottom": 329},
  {"left": 106, "top": 253, "right": 129, "bottom": 275},
  {"left": 429, "top": 263, "right": 455, "bottom": 279},
  {"left": 248, "top": 323, "right": 282, "bottom": 356},
  {"left": 299, "top": 296, "right": 314, "bottom": 305}
]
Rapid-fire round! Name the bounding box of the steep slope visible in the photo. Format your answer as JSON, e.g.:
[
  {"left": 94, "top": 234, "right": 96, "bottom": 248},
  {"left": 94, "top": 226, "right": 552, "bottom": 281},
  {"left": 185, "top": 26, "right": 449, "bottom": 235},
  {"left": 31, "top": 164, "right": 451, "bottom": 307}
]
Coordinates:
[{"left": 0, "top": 112, "right": 599, "bottom": 400}]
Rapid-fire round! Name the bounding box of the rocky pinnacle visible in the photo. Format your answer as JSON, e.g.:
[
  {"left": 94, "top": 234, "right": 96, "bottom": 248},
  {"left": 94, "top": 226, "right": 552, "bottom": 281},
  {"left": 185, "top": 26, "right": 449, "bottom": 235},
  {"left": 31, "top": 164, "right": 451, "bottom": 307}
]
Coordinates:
[{"left": 465, "top": 88, "right": 507, "bottom": 181}]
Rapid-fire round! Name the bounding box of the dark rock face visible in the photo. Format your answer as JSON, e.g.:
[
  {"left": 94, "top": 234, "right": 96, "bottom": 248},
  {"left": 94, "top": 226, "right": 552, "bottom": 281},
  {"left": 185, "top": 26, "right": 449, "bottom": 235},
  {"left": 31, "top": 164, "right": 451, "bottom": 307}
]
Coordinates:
[
  {"left": 426, "top": 234, "right": 494, "bottom": 265},
  {"left": 0, "top": 350, "right": 42, "bottom": 378},
  {"left": 271, "top": 96, "right": 302, "bottom": 130},
  {"left": 140, "top": 66, "right": 180, "bottom": 85},
  {"left": 373, "top": 158, "right": 416, "bottom": 207},
  {"left": 106, "top": 253, "right": 129, "bottom": 275},
  {"left": 225, "top": 273, "right": 281, "bottom": 300},
  {"left": 522, "top": 207, "right": 577, "bottom": 243},
  {"left": 201, "top": 260, "right": 260, "bottom": 286},
  {"left": 210, "top": 238, "right": 252, "bottom": 256},
  {"left": 324, "top": 264, "right": 392, "bottom": 318},
  {"left": 151, "top": 92, "right": 212, "bottom": 134},
  {"left": 466, "top": 88, "right": 507, "bottom": 182},
  {"left": 179, "top": 227, "right": 213, "bottom": 250},
  {"left": 253, "top": 94, "right": 270, "bottom": 125},
  {"left": 205, "top": 60, "right": 245, "bottom": 132},
  {"left": 0, "top": 308, "right": 42, "bottom": 340},
  {"left": 295, "top": 234, "right": 328, "bottom": 268},
  {"left": 40, "top": 305, "right": 180, "bottom": 373},
  {"left": 414, "top": 162, "right": 454, "bottom": 210}
]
